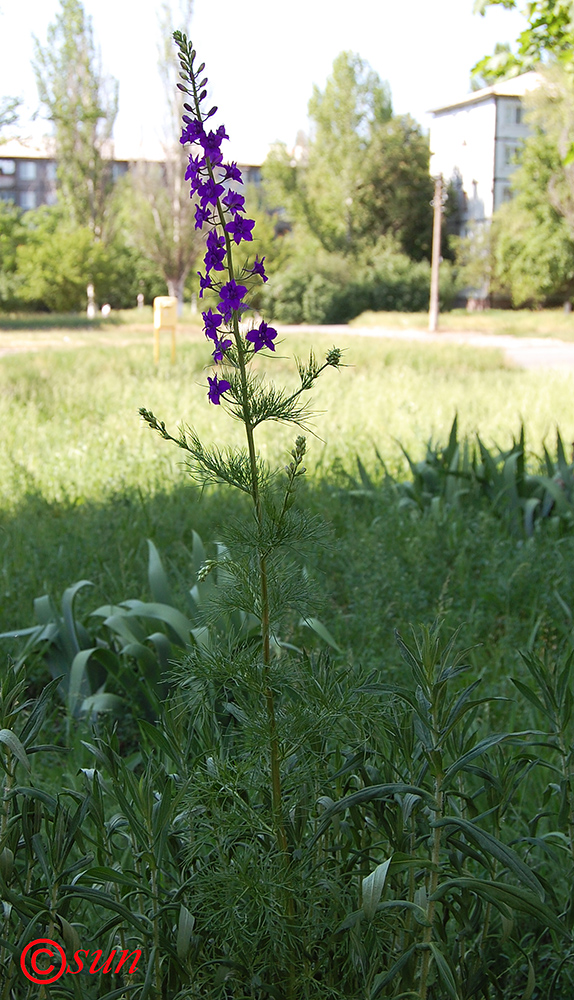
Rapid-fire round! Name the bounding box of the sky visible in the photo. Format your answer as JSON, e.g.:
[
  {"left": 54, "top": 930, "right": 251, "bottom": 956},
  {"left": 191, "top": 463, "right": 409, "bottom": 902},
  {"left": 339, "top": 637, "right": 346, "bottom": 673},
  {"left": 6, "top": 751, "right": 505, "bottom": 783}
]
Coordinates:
[{"left": 0, "top": 0, "right": 529, "bottom": 163}]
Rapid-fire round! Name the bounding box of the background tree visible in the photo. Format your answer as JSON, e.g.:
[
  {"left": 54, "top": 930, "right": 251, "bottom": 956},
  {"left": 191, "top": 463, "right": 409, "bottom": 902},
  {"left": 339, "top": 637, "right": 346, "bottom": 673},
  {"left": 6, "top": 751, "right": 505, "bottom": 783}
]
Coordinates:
[
  {"left": 473, "top": 65, "right": 574, "bottom": 305},
  {"left": 263, "top": 52, "right": 433, "bottom": 261},
  {"left": 32, "top": 0, "right": 118, "bottom": 235},
  {"left": 0, "top": 202, "right": 25, "bottom": 308},
  {"left": 116, "top": 0, "right": 202, "bottom": 311},
  {"left": 472, "top": 0, "right": 574, "bottom": 81}
]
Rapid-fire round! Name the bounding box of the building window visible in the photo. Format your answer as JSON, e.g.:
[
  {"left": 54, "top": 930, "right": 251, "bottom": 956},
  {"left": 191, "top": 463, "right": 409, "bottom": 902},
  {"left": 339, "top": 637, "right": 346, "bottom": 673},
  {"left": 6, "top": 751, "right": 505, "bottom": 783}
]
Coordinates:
[
  {"left": 45, "top": 161, "right": 57, "bottom": 181},
  {"left": 0, "top": 159, "right": 15, "bottom": 176},
  {"left": 502, "top": 186, "right": 513, "bottom": 202},
  {"left": 20, "top": 190, "right": 37, "bottom": 210},
  {"left": 515, "top": 105, "right": 522, "bottom": 125},
  {"left": 19, "top": 161, "right": 37, "bottom": 180},
  {"left": 0, "top": 191, "right": 16, "bottom": 202},
  {"left": 112, "top": 162, "right": 128, "bottom": 182},
  {"left": 504, "top": 144, "right": 518, "bottom": 166}
]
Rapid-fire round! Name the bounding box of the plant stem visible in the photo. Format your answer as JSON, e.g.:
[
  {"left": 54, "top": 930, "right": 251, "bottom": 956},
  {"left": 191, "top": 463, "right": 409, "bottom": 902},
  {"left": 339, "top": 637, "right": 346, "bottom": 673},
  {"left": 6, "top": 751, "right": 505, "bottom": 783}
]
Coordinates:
[{"left": 419, "top": 770, "right": 444, "bottom": 1000}]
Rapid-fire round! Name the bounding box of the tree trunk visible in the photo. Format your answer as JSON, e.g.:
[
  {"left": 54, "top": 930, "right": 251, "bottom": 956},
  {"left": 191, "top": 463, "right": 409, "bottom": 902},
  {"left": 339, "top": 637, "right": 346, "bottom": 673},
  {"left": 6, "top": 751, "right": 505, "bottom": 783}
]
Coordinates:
[{"left": 167, "top": 275, "right": 186, "bottom": 316}]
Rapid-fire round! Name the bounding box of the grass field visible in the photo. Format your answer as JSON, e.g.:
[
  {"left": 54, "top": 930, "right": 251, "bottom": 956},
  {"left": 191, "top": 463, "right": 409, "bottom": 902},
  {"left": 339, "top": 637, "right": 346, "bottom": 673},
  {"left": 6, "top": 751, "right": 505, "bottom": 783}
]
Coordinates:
[
  {"left": 351, "top": 306, "right": 574, "bottom": 338},
  {"left": 2, "top": 319, "right": 574, "bottom": 685}
]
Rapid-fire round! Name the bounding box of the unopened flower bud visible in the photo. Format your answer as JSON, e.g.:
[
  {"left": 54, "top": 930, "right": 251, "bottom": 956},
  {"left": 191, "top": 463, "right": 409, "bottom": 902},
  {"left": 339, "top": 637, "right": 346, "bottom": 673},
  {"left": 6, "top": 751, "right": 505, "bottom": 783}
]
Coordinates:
[{"left": 197, "top": 559, "right": 217, "bottom": 582}]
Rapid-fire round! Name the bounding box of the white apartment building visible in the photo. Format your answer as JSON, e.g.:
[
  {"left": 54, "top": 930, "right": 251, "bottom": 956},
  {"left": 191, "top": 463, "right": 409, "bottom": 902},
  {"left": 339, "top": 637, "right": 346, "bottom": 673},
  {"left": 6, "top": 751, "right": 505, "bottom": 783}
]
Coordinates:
[{"left": 429, "top": 71, "right": 544, "bottom": 236}]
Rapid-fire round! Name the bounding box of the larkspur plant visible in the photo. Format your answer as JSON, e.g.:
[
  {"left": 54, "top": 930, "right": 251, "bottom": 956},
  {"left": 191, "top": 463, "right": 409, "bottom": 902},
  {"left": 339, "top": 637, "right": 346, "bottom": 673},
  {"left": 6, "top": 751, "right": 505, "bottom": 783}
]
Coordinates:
[{"left": 140, "top": 29, "right": 342, "bottom": 902}]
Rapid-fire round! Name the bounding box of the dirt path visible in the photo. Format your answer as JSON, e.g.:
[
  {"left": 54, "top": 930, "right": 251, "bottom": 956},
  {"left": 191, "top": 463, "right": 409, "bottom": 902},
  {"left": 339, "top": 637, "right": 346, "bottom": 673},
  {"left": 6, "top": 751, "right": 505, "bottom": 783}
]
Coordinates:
[{"left": 2, "top": 322, "right": 574, "bottom": 370}]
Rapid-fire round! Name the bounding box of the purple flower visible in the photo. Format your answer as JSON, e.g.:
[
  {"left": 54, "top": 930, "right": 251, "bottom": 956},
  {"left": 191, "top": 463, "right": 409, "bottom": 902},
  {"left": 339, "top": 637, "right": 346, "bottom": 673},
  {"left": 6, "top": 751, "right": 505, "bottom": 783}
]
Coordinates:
[
  {"left": 200, "top": 126, "right": 229, "bottom": 164},
  {"left": 222, "top": 189, "right": 245, "bottom": 213},
  {"left": 185, "top": 154, "right": 204, "bottom": 183},
  {"left": 226, "top": 214, "right": 256, "bottom": 245},
  {"left": 246, "top": 321, "right": 277, "bottom": 353},
  {"left": 195, "top": 204, "right": 212, "bottom": 230},
  {"left": 207, "top": 374, "right": 231, "bottom": 404},
  {"left": 219, "top": 279, "right": 248, "bottom": 321},
  {"left": 222, "top": 162, "right": 242, "bottom": 183},
  {"left": 202, "top": 308, "right": 223, "bottom": 341},
  {"left": 212, "top": 336, "right": 232, "bottom": 362},
  {"left": 180, "top": 119, "right": 205, "bottom": 145},
  {"left": 203, "top": 230, "right": 226, "bottom": 273},
  {"left": 204, "top": 246, "right": 226, "bottom": 273},
  {"left": 199, "top": 177, "right": 225, "bottom": 208},
  {"left": 250, "top": 256, "right": 268, "bottom": 282},
  {"left": 198, "top": 271, "right": 213, "bottom": 298}
]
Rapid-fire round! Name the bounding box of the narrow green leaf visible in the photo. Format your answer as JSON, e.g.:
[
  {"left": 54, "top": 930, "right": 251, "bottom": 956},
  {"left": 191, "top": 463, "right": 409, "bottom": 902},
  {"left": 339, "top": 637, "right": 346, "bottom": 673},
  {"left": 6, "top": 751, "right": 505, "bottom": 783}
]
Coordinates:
[
  {"left": 362, "top": 857, "right": 392, "bottom": 920},
  {"left": 0, "top": 729, "right": 30, "bottom": 772},
  {"left": 370, "top": 945, "right": 416, "bottom": 998},
  {"left": 300, "top": 617, "right": 341, "bottom": 652},
  {"left": 433, "top": 819, "right": 544, "bottom": 897},
  {"left": 177, "top": 903, "right": 195, "bottom": 961},
  {"left": 429, "top": 942, "right": 459, "bottom": 999},
  {"left": 147, "top": 539, "right": 174, "bottom": 605}
]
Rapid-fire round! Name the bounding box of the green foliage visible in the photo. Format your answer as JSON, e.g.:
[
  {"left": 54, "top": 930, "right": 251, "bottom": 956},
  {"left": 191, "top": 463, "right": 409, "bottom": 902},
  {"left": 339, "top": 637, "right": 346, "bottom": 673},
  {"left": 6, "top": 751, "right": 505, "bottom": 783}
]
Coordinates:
[
  {"left": 472, "top": 0, "right": 574, "bottom": 80},
  {"left": 5, "top": 204, "right": 159, "bottom": 311},
  {"left": 262, "top": 51, "right": 433, "bottom": 262},
  {"left": 0, "top": 659, "right": 199, "bottom": 999},
  {"left": 0, "top": 95, "right": 21, "bottom": 136},
  {"left": 0, "top": 535, "right": 257, "bottom": 722},
  {"left": 482, "top": 68, "right": 574, "bottom": 306},
  {"left": 15, "top": 209, "right": 110, "bottom": 312},
  {"left": 262, "top": 236, "right": 459, "bottom": 323},
  {"left": 348, "top": 415, "right": 574, "bottom": 538},
  {"left": 0, "top": 201, "right": 26, "bottom": 310}
]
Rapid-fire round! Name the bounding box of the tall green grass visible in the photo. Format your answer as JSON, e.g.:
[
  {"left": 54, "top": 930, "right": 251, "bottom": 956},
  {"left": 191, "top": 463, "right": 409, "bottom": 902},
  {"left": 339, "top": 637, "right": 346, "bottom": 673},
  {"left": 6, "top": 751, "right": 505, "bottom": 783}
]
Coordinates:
[{"left": 2, "top": 332, "right": 574, "bottom": 685}]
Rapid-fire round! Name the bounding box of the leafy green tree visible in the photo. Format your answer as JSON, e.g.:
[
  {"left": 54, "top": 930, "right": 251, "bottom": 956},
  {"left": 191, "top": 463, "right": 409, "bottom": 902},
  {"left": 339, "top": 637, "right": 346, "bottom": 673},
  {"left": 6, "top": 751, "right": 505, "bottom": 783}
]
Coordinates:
[
  {"left": 355, "top": 114, "right": 434, "bottom": 261},
  {"left": 32, "top": 0, "right": 118, "bottom": 235},
  {"left": 16, "top": 207, "right": 107, "bottom": 310},
  {"left": 0, "top": 201, "right": 26, "bottom": 308},
  {"left": 487, "top": 71, "right": 574, "bottom": 304},
  {"left": 263, "top": 52, "right": 433, "bottom": 261},
  {"left": 13, "top": 205, "right": 152, "bottom": 311},
  {"left": 472, "top": 0, "right": 574, "bottom": 80}
]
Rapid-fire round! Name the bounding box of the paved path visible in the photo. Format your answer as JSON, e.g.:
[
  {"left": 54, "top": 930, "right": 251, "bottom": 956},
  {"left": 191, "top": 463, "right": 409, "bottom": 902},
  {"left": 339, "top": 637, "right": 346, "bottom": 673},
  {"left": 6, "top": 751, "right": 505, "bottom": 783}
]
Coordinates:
[
  {"left": 2, "top": 323, "right": 574, "bottom": 371},
  {"left": 276, "top": 324, "right": 574, "bottom": 371}
]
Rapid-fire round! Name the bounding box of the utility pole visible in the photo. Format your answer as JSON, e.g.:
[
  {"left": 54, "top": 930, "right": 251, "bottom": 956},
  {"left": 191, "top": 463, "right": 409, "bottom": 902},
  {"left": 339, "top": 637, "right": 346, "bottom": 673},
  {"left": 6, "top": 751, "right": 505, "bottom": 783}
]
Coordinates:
[{"left": 428, "top": 174, "right": 443, "bottom": 332}]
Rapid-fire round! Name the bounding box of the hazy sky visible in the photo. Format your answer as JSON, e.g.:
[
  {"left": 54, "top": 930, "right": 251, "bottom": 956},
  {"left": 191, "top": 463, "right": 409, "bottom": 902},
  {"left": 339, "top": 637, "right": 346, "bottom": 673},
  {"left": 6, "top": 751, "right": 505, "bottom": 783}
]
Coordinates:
[{"left": 0, "top": 0, "right": 528, "bottom": 162}]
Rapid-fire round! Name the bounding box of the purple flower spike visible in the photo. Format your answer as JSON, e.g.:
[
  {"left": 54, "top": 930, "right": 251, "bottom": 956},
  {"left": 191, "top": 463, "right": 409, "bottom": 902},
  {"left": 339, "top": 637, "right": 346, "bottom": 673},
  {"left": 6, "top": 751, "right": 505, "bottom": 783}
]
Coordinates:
[
  {"left": 246, "top": 321, "right": 278, "bottom": 353},
  {"left": 207, "top": 374, "right": 231, "bottom": 404},
  {"left": 226, "top": 215, "right": 256, "bottom": 245}
]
